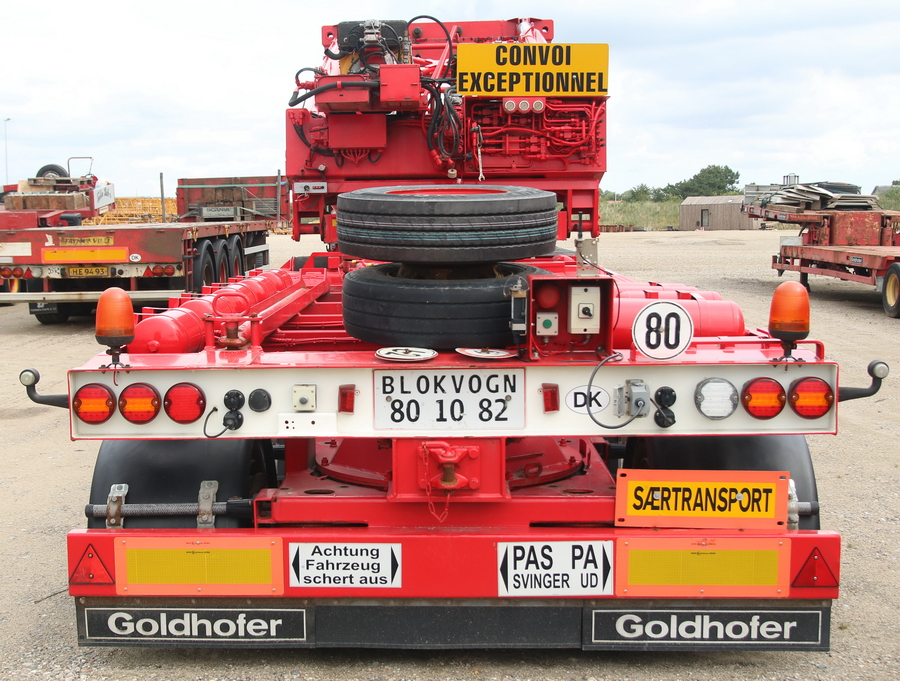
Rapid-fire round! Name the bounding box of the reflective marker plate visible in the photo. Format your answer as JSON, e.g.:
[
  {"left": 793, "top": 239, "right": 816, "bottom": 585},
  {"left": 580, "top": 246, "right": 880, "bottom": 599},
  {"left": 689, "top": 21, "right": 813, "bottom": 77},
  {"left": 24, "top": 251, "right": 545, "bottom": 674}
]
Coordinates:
[{"left": 374, "top": 368, "right": 525, "bottom": 429}]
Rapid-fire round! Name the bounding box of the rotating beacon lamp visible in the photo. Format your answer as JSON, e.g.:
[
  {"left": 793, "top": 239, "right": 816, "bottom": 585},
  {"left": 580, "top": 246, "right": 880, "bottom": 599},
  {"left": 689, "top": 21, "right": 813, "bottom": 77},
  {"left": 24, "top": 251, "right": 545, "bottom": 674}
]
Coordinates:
[
  {"left": 768, "top": 281, "right": 810, "bottom": 362},
  {"left": 94, "top": 287, "right": 135, "bottom": 366}
]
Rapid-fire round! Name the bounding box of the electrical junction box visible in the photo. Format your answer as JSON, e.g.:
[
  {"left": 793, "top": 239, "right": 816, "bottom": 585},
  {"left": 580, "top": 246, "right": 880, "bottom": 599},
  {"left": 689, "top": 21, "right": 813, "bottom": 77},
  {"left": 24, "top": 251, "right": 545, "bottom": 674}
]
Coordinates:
[
  {"left": 292, "top": 385, "right": 317, "bottom": 412},
  {"left": 568, "top": 286, "right": 601, "bottom": 334},
  {"left": 535, "top": 312, "right": 559, "bottom": 336}
]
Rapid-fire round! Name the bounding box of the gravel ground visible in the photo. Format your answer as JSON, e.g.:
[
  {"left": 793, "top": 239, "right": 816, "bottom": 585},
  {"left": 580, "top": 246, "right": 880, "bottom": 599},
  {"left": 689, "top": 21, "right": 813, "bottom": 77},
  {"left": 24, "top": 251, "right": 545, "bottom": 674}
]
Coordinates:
[{"left": 0, "top": 230, "right": 897, "bottom": 680}]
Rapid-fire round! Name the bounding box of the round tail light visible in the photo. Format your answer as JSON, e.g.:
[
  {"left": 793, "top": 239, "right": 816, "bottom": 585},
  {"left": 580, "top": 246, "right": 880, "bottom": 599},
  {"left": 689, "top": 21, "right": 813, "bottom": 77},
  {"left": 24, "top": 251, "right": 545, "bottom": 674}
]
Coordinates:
[
  {"left": 73, "top": 384, "right": 116, "bottom": 424},
  {"left": 741, "top": 377, "right": 786, "bottom": 419},
  {"left": 118, "top": 383, "right": 161, "bottom": 424},
  {"left": 788, "top": 377, "right": 834, "bottom": 419},
  {"left": 164, "top": 383, "right": 207, "bottom": 424}
]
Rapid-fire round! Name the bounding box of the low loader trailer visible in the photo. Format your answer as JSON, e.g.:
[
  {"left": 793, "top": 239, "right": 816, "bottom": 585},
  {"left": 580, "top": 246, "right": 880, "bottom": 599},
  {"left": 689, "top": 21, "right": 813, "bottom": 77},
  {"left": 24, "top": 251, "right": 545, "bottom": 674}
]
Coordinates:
[
  {"left": 746, "top": 201, "right": 900, "bottom": 317},
  {"left": 1, "top": 174, "right": 283, "bottom": 323},
  {"left": 20, "top": 15, "right": 887, "bottom": 650}
]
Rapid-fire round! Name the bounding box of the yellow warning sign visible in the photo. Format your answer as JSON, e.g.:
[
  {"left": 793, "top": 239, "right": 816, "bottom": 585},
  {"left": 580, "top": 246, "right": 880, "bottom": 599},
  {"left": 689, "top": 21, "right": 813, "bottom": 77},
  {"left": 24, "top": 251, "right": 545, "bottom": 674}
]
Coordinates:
[
  {"left": 615, "top": 469, "right": 789, "bottom": 529},
  {"left": 456, "top": 43, "right": 609, "bottom": 97}
]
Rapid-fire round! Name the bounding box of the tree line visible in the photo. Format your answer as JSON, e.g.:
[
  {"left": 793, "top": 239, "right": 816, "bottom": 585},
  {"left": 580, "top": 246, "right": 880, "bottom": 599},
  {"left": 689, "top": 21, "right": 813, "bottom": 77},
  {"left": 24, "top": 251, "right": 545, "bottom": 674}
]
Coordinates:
[{"left": 603, "top": 165, "right": 741, "bottom": 202}]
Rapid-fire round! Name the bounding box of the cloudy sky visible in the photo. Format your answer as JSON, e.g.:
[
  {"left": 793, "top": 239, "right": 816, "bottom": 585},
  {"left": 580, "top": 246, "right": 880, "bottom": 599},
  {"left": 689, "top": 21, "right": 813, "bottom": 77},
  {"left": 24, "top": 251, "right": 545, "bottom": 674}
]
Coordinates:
[{"left": 2, "top": 0, "right": 898, "bottom": 196}]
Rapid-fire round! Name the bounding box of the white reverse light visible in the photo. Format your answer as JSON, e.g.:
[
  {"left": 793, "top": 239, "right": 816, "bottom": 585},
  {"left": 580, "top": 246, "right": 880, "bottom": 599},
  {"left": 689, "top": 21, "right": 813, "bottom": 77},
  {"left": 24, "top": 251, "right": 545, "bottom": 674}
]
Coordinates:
[{"left": 695, "top": 378, "right": 739, "bottom": 420}]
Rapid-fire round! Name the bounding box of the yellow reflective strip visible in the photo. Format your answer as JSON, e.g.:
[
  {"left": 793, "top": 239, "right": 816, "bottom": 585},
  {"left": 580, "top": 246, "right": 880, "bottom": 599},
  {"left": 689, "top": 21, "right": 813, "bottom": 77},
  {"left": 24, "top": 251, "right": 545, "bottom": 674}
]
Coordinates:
[
  {"left": 126, "top": 549, "right": 271, "bottom": 585},
  {"left": 43, "top": 248, "right": 129, "bottom": 263},
  {"left": 628, "top": 549, "right": 779, "bottom": 587}
]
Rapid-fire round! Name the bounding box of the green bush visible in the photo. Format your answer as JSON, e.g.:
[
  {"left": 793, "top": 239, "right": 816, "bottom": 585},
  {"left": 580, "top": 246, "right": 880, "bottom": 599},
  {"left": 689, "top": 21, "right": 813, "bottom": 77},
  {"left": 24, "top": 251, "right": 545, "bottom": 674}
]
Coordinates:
[
  {"left": 599, "top": 199, "right": 681, "bottom": 231},
  {"left": 878, "top": 187, "right": 900, "bottom": 211}
]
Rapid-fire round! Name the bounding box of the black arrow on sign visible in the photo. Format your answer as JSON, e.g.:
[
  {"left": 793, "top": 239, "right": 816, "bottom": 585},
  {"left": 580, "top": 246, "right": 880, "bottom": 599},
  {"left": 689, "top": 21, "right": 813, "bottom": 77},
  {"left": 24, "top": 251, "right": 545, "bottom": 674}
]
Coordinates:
[
  {"left": 291, "top": 547, "right": 301, "bottom": 582},
  {"left": 499, "top": 547, "right": 509, "bottom": 591},
  {"left": 602, "top": 544, "right": 612, "bottom": 590}
]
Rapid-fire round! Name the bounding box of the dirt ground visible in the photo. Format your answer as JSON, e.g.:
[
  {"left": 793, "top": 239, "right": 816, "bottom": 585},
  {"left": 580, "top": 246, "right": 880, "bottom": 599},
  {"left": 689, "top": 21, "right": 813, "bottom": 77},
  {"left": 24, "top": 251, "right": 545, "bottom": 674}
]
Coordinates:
[{"left": 0, "top": 230, "right": 896, "bottom": 680}]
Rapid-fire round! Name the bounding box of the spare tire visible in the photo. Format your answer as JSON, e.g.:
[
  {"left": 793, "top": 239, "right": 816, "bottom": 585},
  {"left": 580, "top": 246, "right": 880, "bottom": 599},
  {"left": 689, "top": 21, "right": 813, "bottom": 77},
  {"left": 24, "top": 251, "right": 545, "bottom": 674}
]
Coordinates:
[
  {"left": 336, "top": 185, "right": 558, "bottom": 264},
  {"left": 36, "top": 164, "right": 68, "bottom": 178},
  {"left": 343, "top": 262, "right": 548, "bottom": 349}
]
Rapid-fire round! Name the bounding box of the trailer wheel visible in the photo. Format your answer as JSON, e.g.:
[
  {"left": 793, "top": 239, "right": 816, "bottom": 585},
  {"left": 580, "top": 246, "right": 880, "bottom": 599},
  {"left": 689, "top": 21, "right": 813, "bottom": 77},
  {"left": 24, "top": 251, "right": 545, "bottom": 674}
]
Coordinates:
[
  {"left": 212, "top": 238, "right": 230, "bottom": 283},
  {"left": 336, "top": 185, "right": 558, "bottom": 264},
  {"left": 342, "top": 262, "right": 548, "bottom": 349},
  {"left": 625, "top": 434, "right": 820, "bottom": 530},
  {"left": 86, "top": 439, "right": 264, "bottom": 529},
  {"left": 36, "top": 164, "right": 68, "bottom": 178},
  {"left": 227, "top": 234, "right": 245, "bottom": 277},
  {"left": 192, "top": 241, "right": 216, "bottom": 291},
  {"left": 882, "top": 263, "right": 900, "bottom": 317},
  {"left": 25, "top": 279, "right": 71, "bottom": 324}
]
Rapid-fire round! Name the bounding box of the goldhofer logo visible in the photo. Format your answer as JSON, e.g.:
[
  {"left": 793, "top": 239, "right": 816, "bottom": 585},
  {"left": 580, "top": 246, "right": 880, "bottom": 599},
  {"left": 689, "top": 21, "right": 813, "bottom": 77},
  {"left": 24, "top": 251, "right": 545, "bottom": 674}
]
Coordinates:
[
  {"left": 84, "top": 608, "right": 306, "bottom": 643},
  {"left": 592, "top": 609, "right": 824, "bottom": 647}
]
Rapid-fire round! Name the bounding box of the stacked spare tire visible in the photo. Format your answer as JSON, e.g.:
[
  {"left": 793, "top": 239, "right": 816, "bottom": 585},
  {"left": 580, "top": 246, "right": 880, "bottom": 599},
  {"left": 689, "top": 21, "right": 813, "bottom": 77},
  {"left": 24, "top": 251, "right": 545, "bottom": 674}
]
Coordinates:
[{"left": 338, "top": 186, "right": 557, "bottom": 350}]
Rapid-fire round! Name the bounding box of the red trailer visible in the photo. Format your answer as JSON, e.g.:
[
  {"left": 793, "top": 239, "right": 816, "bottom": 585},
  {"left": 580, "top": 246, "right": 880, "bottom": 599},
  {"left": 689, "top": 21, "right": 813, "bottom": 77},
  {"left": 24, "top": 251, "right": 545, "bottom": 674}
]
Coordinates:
[
  {"left": 19, "top": 16, "right": 888, "bottom": 651},
  {"left": 746, "top": 200, "right": 900, "bottom": 317},
  {"left": 0, "top": 173, "right": 284, "bottom": 323}
]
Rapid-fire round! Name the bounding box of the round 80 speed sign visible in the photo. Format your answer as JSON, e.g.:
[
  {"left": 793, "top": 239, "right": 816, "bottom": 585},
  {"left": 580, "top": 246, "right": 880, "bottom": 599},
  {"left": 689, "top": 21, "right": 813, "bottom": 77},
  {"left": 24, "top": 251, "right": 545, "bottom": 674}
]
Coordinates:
[{"left": 631, "top": 301, "right": 694, "bottom": 360}]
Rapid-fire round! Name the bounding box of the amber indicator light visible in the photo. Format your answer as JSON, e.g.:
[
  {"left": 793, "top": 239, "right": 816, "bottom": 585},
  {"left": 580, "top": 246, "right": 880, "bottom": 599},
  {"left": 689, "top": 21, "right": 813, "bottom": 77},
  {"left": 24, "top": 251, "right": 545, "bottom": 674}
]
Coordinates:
[
  {"left": 788, "top": 377, "right": 834, "bottom": 419},
  {"left": 73, "top": 384, "right": 116, "bottom": 424},
  {"left": 118, "top": 383, "right": 161, "bottom": 424},
  {"left": 741, "top": 377, "right": 786, "bottom": 419},
  {"left": 163, "top": 383, "right": 206, "bottom": 424}
]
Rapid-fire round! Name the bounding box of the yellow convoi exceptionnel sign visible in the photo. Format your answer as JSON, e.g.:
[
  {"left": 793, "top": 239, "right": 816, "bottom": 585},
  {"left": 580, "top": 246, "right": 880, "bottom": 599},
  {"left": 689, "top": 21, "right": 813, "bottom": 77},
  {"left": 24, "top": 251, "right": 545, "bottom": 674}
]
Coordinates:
[
  {"left": 456, "top": 43, "right": 608, "bottom": 97},
  {"left": 615, "top": 469, "right": 789, "bottom": 529}
]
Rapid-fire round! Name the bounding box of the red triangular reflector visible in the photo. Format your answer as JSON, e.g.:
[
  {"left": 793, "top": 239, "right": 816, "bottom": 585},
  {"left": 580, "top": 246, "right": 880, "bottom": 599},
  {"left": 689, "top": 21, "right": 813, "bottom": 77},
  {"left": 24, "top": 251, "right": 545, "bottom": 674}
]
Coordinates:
[
  {"left": 792, "top": 547, "right": 838, "bottom": 587},
  {"left": 142, "top": 267, "right": 153, "bottom": 277},
  {"left": 69, "top": 544, "right": 115, "bottom": 585}
]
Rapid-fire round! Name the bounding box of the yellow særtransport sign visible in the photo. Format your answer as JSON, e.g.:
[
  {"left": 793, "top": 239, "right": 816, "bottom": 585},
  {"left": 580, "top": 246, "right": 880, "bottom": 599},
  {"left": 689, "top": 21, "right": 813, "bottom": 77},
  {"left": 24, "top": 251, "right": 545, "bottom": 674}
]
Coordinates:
[
  {"left": 615, "top": 469, "right": 789, "bottom": 530},
  {"left": 456, "top": 43, "right": 609, "bottom": 97}
]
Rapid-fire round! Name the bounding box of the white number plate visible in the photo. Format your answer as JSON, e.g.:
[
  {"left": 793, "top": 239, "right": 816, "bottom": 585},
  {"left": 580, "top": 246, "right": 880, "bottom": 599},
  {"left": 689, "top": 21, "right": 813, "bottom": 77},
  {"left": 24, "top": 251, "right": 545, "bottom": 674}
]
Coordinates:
[{"left": 374, "top": 369, "right": 525, "bottom": 429}]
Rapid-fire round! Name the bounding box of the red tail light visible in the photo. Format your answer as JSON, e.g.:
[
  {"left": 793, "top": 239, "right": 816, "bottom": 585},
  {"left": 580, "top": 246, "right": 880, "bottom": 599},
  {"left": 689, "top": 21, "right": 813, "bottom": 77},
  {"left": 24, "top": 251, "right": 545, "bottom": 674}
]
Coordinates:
[
  {"left": 73, "top": 384, "right": 116, "bottom": 424},
  {"left": 542, "top": 383, "right": 560, "bottom": 412},
  {"left": 11, "top": 267, "right": 24, "bottom": 278},
  {"left": 118, "top": 383, "right": 161, "bottom": 424},
  {"left": 0, "top": 267, "right": 10, "bottom": 278},
  {"left": 788, "top": 377, "right": 834, "bottom": 419},
  {"left": 338, "top": 384, "right": 356, "bottom": 414},
  {"left": 741, "top": 377, "right": 786, "bottom": 419},
  {"left": 152, "top": 265, "right": 164, "bottom": 276},
  {"left": 163, "top": 265, "right": 176, "bottom": 276},
  {"left": 163, "top": 383, "right": 206, "bottom": 424}
]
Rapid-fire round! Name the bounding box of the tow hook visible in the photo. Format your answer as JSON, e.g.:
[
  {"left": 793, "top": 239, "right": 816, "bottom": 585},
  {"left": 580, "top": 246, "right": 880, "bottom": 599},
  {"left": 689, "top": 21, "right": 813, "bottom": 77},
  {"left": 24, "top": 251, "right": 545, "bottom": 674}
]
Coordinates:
[
  {"left": 19, "top": 369, "right": 68, "bottom": 409},
  {"left": 837, "top": 360, "right": 890, "bottom": 402}
]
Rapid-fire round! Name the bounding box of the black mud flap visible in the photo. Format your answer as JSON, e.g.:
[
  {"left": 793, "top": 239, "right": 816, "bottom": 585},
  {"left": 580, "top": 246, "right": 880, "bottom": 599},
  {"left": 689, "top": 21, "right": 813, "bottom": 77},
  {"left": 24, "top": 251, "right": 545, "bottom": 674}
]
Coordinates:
[
  {"left": 584, "top": 601, "right": 830, "bottom": 651},
  {"left": 76, "top": 598, "right": 829, "bottom": 650}
]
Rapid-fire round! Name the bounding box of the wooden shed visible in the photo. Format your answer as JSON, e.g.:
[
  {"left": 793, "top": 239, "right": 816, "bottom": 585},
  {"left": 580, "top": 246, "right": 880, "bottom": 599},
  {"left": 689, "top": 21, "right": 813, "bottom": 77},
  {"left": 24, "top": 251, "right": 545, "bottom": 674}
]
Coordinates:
[{"left": 679, "top": 195, "right": 755, "bottom": 231}]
